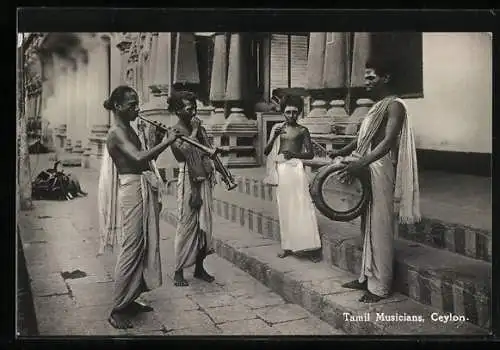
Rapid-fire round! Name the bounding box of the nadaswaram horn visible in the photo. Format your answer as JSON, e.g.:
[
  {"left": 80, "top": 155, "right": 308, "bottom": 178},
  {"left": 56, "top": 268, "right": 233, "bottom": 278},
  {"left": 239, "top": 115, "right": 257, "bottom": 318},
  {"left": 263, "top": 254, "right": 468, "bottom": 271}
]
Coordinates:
[{"left": 137, "top": 116, "right": 238, "bottom": 191}]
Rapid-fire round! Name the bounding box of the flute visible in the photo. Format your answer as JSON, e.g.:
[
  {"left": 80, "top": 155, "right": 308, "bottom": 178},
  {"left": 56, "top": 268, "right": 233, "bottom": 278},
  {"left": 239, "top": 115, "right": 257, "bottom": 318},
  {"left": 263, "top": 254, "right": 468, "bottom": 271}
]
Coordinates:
[{"left": 137, "top": 116, "right": 220, "bottom": 159}]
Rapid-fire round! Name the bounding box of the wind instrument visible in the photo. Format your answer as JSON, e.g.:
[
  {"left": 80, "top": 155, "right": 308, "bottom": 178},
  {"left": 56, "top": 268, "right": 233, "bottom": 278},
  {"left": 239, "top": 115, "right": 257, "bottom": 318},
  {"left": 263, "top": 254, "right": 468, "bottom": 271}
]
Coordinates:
[
  {"left": 137, "top": 116, "right": 237, "bottom": 191},
  {"left": 197, "top": 124, "right": 238, "bottom": 191},
  {"left": 137, "top": 116, "right": 220, "bottom": 159}
]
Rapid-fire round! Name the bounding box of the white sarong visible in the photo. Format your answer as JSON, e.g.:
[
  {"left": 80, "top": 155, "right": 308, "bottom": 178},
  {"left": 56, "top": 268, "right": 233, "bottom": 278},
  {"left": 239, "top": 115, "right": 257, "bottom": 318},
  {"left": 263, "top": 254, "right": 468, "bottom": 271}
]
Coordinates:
[
  {"left": 276, "top": 157, "right": 322, "bottom": 252},
  {"left": 265, "top": 122, "right": 321, "bottom": 252}
]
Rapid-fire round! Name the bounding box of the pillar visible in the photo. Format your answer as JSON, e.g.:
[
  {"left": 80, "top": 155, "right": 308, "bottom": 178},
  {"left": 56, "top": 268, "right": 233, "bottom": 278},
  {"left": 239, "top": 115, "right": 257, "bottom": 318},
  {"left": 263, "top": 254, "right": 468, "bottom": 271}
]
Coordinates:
[
  {"left": 306, "top": 33, "right": 326, "bottom": 90},
  {"left": 117, "top": 35, "right": 132, "bottom": 85},
  {"left": 65, "top": 68, "right": 79, "bottom": 153},
  {"left": 223, "top": 33, "right": 258, "bottom": 167},
  {"left": 173, "top": 32, "right": 200, "bottom": 86},
  {"left": 350, "top": 32, "right": 372, "bottom": 89},
  {"left": 140, "top": 32, "right": 177, "bottom": 179},
  {"left": 110, "top": 34, "right": 123, "bottom": 91},
  {"left": 88, "top": 35, "right": 111, "bottom": 161},
  {"left": 18, "top": 112, "right": 32, "bottom": 210},
  {"left": 71, "top": 59, "right": 87, "bottom": 156},
  {"left": 145, "top": 32, "right": 172, "bottom": 111},
  {"left": 207, "top": 33, "right": 229, "bottom": 126},
  {"left": 55, "top": 64, "right": 69, "bottom": 152},
  {"left": 304, "top": 33, "right": 351, "bottom": 135},
  {"left": 322, "top": 32, "right": 347, "bottom": 89}
]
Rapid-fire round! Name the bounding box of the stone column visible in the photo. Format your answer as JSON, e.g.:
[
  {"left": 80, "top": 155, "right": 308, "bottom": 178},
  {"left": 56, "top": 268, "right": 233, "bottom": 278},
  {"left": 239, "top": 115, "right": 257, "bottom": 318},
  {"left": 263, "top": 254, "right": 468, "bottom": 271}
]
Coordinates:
[
  {"left": 173, "top": 32, "right": 200, "bottom": 86},
  {"left": 117, "top": 35, "right": 132, "bottom": 85},
  {"left": 323, "top": 32, "right": 348, "bottom": 89},
  {"left": 225, "top": 33, "right": 251, "bottom": 123},
  {"left": 18, "top": 112, "right": 32, "bottom": 210},
  {"left": 56, "top": 65, "right": 69, "bottom": 152},
  {"left": 350, "top": 32, "right": 372, "bottom": 89},
  {"left": 88, "top": 35, "right": 111, "bottom": 161},
  {"left": 303, "top": 33, "right": 349, "bottom": 134},
  {"left": 223, "top": 33, "right": 258, "bottom": 167},
  {"left": 110, "top": 34, "right": 123, "bottom": 91},
  {"left": 306, "top": 33, "right": 327, "bottom": 90},
  {"left": 348, "top": 33, "right": 374, "bottom": 131},
  {"left": 65, "top": 68, "right": 79, "bottom": 153},
  {"left": 140, "top": 32, "right": 176, "bottom": 179},
  {"left": 145, "top": 32, "right": 172, "bottom": 111},
  {"left": 207, "top": 33, "right": 229, "bottom": 127},
  {"left": 71, "top": 59, "right": 87, "bottom": 156}
]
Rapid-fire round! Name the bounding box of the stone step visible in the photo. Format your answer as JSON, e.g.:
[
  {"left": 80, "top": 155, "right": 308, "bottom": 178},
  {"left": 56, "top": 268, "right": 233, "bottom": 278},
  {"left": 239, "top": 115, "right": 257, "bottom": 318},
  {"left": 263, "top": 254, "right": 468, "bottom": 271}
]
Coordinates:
[
  {"left": 160, "top": 195, "right": 488, "bottom": 335},
  {"left": 212, "top": 173, "right": 492, "bottom": 264},
  {"left": 165, "top": 185, "right": 491, "bottom": 330}
]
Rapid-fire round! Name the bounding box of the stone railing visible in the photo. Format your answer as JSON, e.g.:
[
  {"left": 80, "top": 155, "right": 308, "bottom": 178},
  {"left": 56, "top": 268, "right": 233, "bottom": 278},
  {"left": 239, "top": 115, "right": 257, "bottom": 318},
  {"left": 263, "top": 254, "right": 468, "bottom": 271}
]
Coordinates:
[{"left": 205, "top": 107, "right": 259, "bottom": 168}]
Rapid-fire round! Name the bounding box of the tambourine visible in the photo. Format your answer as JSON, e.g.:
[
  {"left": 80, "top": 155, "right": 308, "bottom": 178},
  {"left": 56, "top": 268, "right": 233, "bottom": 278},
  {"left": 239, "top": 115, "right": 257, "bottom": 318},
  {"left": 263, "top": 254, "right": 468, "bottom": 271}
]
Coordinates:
[{"left": 309, "top": 161, "right": 371, "bottom": 222}]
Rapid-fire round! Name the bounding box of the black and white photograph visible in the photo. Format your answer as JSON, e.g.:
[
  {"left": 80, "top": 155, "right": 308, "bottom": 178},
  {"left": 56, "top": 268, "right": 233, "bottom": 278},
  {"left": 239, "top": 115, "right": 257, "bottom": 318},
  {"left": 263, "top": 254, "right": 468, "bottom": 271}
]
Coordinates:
[{"left": 16, "top": 19, "right": 492, "bottom": 337}]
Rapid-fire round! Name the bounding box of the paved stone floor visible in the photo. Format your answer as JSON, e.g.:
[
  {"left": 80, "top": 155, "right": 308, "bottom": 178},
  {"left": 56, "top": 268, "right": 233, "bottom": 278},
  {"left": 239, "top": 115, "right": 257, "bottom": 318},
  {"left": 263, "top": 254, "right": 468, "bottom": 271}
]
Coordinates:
[{"left": 18, "top": 156, "right": 344, "bottom": 336}]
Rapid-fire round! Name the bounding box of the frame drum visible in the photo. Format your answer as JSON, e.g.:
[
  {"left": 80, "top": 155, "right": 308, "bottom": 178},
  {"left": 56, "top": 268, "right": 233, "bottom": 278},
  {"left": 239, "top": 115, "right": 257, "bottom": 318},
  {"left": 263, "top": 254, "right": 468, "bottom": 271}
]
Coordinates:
[{"left": 309, "top": 162, "right": 371, "bottom": 222}]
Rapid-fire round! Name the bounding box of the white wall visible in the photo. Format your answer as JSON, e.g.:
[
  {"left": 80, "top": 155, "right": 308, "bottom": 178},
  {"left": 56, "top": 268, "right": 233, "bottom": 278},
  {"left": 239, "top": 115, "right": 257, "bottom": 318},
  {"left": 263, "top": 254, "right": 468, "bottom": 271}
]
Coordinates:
[{"left": 404, "top": 32, "right": 492, "bottom": 153}]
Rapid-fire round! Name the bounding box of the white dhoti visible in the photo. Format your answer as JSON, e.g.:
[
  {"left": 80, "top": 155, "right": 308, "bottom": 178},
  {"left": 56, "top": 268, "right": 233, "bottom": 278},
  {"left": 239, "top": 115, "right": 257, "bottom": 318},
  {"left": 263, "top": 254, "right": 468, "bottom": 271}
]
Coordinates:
[
  {"left": 112, "top": 172, "right": 162, "bottom": 312},
  {"left": 276, "top": 158, "right": 322, "bottom": 252},
  {"left": 353, "top": 96, "right": 421, "bottom": 298},
  {"left": 358, "top": 154, "right": 397, "bottom": 297}
]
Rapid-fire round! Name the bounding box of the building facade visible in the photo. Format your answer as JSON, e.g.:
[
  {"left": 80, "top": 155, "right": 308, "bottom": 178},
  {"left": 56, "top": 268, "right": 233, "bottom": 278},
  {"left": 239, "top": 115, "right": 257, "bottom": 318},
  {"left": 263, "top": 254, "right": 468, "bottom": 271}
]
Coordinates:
[{"left": 20, "top": 32, "right": 492, "bottom": 178}]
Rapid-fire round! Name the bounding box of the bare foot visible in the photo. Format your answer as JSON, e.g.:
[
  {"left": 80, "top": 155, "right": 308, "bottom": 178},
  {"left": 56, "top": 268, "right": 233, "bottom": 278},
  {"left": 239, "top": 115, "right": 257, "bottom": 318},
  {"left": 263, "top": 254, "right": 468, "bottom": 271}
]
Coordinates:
[
  {"left": 277, "top": 250, "right": 292, "bottom": 258},
  {"left": 359, "top": 291, "right": 385, "bottom": 303},
  {"left": 342, "top": 280, "right": 367, "bottom": 290},
  {"left": 108, "top": 311, "right": 133, "bottom": 329},
  {"left": 194, "top": 268, "right": 215, "bottom": 283},
  {"left": 174, "top": 270, "right": 189, "bottom": 287},
  {"left": 126, "top": 301, "right": 153, "bottom": 315},
  {"left": 308, "top": 251, "right": 322, "bottom": 263}
]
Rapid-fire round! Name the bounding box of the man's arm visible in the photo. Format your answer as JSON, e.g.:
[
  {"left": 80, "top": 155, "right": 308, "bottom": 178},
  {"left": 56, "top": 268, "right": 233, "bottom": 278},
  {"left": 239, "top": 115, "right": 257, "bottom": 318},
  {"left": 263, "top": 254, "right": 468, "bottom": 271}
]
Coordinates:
[
  {"left": 358, "top": 101, "right": 405, "bottom": 167},
  {"left": 111, "top": 128, "right": 176, "bottom": 165},
  {"left": 264, "top": 125, "right": 281, "bottom": 156},
  {"left": 328, "top": 139, "right": 357, "bottom": 158}
]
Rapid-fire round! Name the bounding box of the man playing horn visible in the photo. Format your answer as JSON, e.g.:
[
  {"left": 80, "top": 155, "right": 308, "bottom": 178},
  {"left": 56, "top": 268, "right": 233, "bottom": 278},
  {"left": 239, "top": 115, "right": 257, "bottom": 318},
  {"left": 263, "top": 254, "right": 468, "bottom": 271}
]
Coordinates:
[
  {"left": 168, "top": 90, "right": 218, "bottom": 287},
  {"left": 263, "top": 94, "right": 322, "bottom": 262},
  {"left": 327, "top": 58, "right": 421, "bottom": 303}
]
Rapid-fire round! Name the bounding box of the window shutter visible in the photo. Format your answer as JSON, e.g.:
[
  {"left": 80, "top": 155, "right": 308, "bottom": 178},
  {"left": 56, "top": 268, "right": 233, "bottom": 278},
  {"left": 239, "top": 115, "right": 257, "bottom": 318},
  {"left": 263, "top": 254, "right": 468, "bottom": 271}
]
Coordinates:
[
  {"left": 290, "top": 35, "right": 308, "bottom": 88},
  {"left": 270, "top": 34, "right": 289, "bottom": 93}
]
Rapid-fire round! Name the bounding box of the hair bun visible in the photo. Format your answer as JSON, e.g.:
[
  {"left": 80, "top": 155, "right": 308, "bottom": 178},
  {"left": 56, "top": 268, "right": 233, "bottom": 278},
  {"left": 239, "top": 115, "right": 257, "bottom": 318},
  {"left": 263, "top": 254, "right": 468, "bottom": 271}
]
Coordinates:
[{"left": 103, "top": 99, "right": 113, "bottom": 111}]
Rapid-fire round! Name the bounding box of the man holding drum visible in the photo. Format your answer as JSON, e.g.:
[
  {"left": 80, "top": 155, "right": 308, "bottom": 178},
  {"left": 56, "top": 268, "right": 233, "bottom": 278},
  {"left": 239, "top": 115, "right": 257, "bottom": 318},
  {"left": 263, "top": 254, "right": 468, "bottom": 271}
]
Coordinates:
[{"left": 328, "top": 59, "right": 421, "bottom": 303}]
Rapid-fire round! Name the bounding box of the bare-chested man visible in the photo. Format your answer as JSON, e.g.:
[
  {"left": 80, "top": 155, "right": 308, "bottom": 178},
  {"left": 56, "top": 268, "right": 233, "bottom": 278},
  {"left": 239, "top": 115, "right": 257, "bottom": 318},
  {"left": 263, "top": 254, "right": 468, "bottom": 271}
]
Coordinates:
[
  {"left": 102, "top": 86, "right": 180, "bottom": 329},
  {"left": 168, "top": 90, "right": 219, "bottom": 287},
  {"left": 263, "top": 94, "right": 322, "bottom": 261},
  {"left": 327, "top": 59, "right": 421, "bottom": 303}
]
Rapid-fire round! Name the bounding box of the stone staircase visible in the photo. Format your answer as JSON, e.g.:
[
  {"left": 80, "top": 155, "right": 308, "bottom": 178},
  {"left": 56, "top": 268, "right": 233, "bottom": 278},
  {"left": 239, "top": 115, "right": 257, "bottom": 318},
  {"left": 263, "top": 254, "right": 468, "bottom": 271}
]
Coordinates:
[{"left": 162, "top": 172, "right": 491, "bottom": 334}]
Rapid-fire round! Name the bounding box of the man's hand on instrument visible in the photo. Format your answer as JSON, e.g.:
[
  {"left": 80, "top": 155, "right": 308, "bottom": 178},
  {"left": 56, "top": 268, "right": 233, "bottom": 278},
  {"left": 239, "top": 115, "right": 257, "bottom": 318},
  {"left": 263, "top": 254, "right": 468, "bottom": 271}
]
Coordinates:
[
  {"left": 190, "top": 116, "right": 202, "bottom": 130},
  {"left": 137, "top": 120, "right": 147, "bottom": 132},
  {"left": 282, "top": 150, "right": 295, "bottom": 160},
  {"left": 155, "top": 126, "right": 166, "bottom": 143},
  {"left": 327, "top": 149, "right": 342, "bottom": 159},
  {"left": 336, "top": 158, "right": 365, "bottom": 183},
  {"left": 164, "top": 127, "right": 182, "bottom": 144}
]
